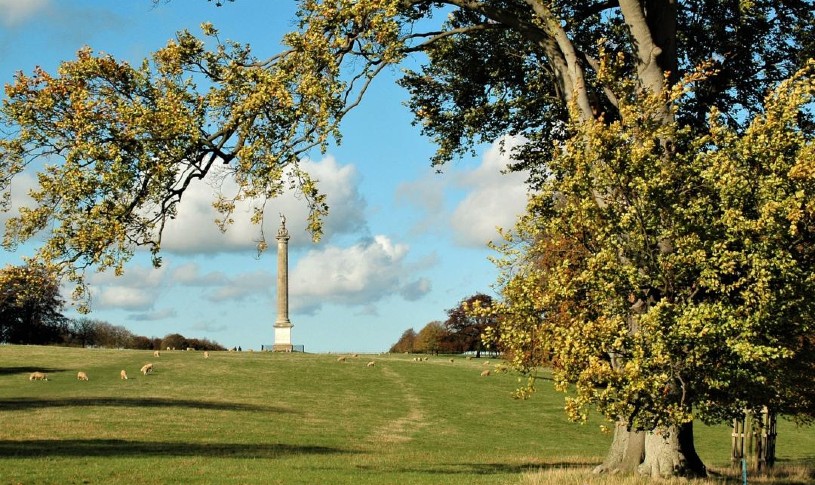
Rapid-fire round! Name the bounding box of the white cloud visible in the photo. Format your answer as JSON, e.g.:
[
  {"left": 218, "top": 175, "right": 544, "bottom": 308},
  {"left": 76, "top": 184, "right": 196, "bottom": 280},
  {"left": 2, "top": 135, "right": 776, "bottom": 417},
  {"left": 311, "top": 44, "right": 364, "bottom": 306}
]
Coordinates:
[
  {"left": 88, "top": 265, "right": 168, "bottom": 311},
  {"left": 205, "top": 270, "right": 274, "bottom": 303},
  {"left": 0, "top": 0, "right": 49, "bottom": 27},
  {"left": 449, "top": 137, "right": 530, "bottom": 247},
  {"left": 160, "top": 156, "right": 367, "bottom": 254},
  {"left": 290, "top": 235, "right": 430, "bottom": 313},
  {"left": 396, "top": 136, "right": 530, "bottom": 247}
]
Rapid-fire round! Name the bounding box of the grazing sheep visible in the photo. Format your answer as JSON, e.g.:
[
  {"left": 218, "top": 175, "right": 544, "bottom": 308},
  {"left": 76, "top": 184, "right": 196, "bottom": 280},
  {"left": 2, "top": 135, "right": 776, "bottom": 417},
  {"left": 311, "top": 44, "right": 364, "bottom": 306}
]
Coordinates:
[
  {"left": 367, "top": 361, "right": 375, "bottom": 367},
  {"left": 29, "top": 371, "right": 47, "bottom": 381},
  {"left": 153, "top": 350, "right": 161, "bottom": 357},
  {"left": 204, "top": 351, "right": 209, "bottom": 359},
  {"left": 352, "top": 353, "right": 359, "bottom": 358},
  {"left": 140, "top": 363, "right": 153, "bottom": 375},
  {"left": 449, "top": 359, "right": 455, "bottom": 363},
  {"left": 76, "top": 371, "right": 89, "bottom": 381},
  {"left": 480, "top": 369, "right": 491, "bottom": 377},
  {"left": 337, "top": 356, "right": 347, "bottom": 362},
  {"left": 120, "top": 370, "right": 128, "bottom": 380}
]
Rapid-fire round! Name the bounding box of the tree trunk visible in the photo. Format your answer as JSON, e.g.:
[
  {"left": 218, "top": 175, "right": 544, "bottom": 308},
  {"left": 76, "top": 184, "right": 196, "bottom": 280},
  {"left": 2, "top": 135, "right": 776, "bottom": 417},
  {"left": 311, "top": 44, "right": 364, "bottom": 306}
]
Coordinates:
[
  {"left": 593, "top": 421, "right": 645, "bottom": 474},
  {"left": 638, "top": 422, "right": 707, "bottom": 478}
]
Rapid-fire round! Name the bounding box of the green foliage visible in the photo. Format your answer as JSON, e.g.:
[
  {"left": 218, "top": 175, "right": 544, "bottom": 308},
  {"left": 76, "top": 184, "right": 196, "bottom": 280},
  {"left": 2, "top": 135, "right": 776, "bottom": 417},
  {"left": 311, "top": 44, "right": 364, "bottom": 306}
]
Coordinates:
[
  {"left": 2, "top": 1, "right": 812, "bottom": 308},
  {"left": 490, "top": 61, "right": 815, "bottom": 430},
  {"left": 0, "top": 263, "right": 66, "bottom": 344}
]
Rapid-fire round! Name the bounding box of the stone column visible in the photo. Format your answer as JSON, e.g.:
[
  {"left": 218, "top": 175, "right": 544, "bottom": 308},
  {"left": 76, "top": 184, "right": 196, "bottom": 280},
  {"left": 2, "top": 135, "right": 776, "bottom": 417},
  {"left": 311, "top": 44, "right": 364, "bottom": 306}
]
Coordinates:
[{"left": 273, "top": 213, "right": 293, "bottom": 351}]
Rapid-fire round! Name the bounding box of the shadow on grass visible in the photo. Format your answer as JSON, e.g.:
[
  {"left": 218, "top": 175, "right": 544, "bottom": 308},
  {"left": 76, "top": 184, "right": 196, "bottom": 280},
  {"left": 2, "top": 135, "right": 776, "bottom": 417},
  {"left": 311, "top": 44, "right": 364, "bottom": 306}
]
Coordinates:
[
  {"left": 0, "top": 366, "right": 68, "bottom": 376},
  {"left": 0, "top": 439, "right": 355, "bottom": 459},
  {"left": 0, "top": 397, "right": 292, "bottom": 413},
  {"left": 361, "top": 460, "right": 593, "bottom": 477}
]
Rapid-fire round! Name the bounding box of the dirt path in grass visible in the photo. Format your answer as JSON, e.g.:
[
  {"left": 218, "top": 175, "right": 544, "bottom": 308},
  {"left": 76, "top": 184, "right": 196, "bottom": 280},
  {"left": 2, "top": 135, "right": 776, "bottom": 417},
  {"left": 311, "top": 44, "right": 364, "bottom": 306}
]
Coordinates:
[{"left": 370, "top": 365, "right": 427, "bottom": 444}]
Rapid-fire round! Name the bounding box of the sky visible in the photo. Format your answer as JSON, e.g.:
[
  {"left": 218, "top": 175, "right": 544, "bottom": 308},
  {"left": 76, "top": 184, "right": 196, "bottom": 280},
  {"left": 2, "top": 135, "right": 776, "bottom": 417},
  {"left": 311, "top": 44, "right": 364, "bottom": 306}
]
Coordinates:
[{"left": 0, "top": 0, "right": 529, "bottom": 353}]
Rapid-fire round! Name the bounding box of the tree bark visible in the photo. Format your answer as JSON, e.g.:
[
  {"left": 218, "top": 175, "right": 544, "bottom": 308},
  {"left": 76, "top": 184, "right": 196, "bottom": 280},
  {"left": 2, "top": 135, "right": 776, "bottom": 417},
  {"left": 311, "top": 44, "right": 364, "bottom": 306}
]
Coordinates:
[
  {"left": 638, "top": 422, "right": 707, "bottom": 478},
  {"left": 593, "top": 421, "right": 646, "bottom": 474}
]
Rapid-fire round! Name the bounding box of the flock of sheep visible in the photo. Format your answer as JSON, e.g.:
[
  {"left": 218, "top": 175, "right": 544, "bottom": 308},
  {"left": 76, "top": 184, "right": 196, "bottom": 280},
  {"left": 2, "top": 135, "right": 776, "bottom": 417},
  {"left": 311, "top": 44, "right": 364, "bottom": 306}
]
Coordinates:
[
  {"left": 28, "top": 351, "right": 505, "bottom": 382},
  {"left": 336, "top": 353, "right": 504, "bottom": 377},
  {"left": 27, "top": 348, "right": 210, "bottom": 382}
]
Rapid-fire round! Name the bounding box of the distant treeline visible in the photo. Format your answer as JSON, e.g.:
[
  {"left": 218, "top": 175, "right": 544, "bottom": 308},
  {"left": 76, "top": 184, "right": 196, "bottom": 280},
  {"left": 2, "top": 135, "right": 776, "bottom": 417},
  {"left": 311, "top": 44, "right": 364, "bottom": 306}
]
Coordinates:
[
  {"left": 66, "top": 318, "right": 225, "bottom": 351},
  {"left": 0, "top": 263, "right": 224, "bottom": 351}
]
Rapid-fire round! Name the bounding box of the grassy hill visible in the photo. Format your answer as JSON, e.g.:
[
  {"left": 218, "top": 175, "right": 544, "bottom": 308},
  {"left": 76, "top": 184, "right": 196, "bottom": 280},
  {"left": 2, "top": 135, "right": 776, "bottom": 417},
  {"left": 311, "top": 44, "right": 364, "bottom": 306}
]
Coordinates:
[{"left": 0, "top": 345, "right": 812, "bottom": 484}]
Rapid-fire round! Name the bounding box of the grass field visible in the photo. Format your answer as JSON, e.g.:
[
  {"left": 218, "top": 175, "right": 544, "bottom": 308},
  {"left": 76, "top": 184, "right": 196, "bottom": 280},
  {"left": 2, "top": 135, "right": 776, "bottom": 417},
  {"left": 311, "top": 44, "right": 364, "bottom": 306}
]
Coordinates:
[{"left": 1, "top": 345, "right": 813, "bottom": 484}]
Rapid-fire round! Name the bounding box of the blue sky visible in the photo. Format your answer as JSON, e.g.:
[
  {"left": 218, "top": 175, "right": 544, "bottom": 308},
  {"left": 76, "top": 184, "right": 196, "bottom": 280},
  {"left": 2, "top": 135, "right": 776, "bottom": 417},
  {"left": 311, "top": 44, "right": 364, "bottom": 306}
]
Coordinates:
[{"left": 0, "top": 0, "right": 529, "bottom": 353}]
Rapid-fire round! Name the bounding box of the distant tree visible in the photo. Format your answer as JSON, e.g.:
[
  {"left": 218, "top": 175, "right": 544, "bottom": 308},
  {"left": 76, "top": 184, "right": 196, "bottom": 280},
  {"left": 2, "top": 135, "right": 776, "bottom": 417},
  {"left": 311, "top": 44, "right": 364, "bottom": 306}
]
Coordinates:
[
  {"left": 161, "top": 333, "right": 188, "bottom": 350},
  {"left": 93, "top": 321, "right": 134, "bottom": 349},
  {"left": 131, "top": 335, "right": 154, "bottom": 350},
  {"left": 66, "top": 317, "right": 102, "bottom": 347},
  {"left": 445, "top": 294, "right": 496, "bottom": 357},
  {"left": 186, "top": 337, "right": 226, "bottom": 351},
  {"left": 0, "top": 264, "right": 67, "bottom": 345},
  {"left": 389, "top": 328, "right": 417, "bottom": 354},
  {"left": 414, "top": 321, "right": 449, "bottom": 355}
]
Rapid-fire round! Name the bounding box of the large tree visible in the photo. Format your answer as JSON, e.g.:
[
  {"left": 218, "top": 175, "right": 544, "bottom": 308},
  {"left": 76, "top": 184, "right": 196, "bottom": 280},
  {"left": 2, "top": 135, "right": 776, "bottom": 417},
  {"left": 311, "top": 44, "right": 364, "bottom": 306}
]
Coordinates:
[
  {"left": 1, "top": 0, "right": 813, "bottom": 478},
  {"left": 0, "top": 263, "right": 67, "bottom": 344},
  {"left": 444, "top": 293, "right": 496, "bottom": 357}
]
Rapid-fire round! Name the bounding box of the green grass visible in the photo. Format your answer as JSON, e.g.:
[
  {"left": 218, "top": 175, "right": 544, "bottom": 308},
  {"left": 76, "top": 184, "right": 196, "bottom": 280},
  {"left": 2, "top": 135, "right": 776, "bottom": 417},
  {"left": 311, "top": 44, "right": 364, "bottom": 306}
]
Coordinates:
[{"left": 0, "top": 346, "right": 812, "bottom": 484}]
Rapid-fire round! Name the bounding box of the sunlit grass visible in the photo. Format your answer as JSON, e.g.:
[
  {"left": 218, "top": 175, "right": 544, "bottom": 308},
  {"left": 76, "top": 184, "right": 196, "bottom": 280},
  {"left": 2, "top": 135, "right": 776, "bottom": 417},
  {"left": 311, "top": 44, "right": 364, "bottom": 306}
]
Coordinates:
[{"left": 0, "top": 345, "right": 812, "bottom": 484}]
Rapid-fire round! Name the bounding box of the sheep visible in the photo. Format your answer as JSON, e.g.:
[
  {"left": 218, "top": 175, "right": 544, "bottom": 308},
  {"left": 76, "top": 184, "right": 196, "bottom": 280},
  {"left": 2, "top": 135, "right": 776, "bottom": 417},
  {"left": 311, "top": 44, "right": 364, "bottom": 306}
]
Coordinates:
[
  {"left": 153, "top": 350, "right": 161, "bottom": 357},
  {"left": 480, "top": 369, "right": 491, "bottom": 377},
  {"left": 140, "top": 363, "right": 153, "bottom": 375},
  {"left": 367, "top": 361, "right": 375, "bottom": 367},
  {"left": 204, "top": 351, "right": 209, "bottom": 359},
  {"left": 352, "top": 353, "right": 359, "bottom": 358},
  {"left": 76, "top": 371, "right": 89, "bottom": 381},
  {"left": 120, "top": 370, "right": 128, "bottom": 380},
  {"left": 449, "top": 358, "right": 455, "bottom": 363},
  {"left": 337, "top": 356, "right": 347, "bottom": 362},
  {"left": 29, "top": 371, "right": 47, "bottom": 381}
]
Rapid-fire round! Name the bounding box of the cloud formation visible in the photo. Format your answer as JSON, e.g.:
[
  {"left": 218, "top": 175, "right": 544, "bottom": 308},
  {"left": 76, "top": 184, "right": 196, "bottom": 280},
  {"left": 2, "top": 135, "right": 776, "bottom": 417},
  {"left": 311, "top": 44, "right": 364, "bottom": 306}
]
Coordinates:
[
  {"left": 449, "top": 137, "right": 530, "bottom": 246},
  {"left": 290, "top": 235, "right": 430, "bottom": 314},
  {"left": 160, "top": 156, "right": 367, "bottom": 254},
  {"left": 396, "top": 136, "right": 530, "bottom": 247},
  {"left": 0, "top": 0, "right": 49, "bottom": 27}
]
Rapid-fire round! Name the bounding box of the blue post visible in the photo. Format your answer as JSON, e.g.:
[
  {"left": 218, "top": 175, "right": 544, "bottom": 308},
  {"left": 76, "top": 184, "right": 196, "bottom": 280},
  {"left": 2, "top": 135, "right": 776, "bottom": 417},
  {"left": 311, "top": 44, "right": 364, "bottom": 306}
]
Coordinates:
[{"left": 741, "top": 457, "right": 748, "bottom": 485}]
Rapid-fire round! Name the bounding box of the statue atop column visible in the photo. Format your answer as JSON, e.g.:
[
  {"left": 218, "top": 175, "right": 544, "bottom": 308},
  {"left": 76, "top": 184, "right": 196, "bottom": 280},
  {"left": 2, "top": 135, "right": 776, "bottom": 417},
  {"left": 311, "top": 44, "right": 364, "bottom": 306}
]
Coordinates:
[
  {"left": 277, "top": 212, "right": 289, "bottom": 238},
  {"left": 273, "top": 212, "right": 293, "bottom": 351}
]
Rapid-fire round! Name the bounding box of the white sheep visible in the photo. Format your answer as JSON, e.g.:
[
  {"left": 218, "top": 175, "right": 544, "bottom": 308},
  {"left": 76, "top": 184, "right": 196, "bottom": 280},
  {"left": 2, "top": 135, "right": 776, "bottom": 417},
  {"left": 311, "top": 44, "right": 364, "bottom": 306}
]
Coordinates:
[
  {"left": 76, "top": 371, "right": 89, "bottom": 381},
  {"left": 153, "top": 350, "right": 161, "bottom": 357},
  {"left": 367, "top": 361, "right": 375, "bottom": 367},
  {"left": 29, "top": 371, "right": 47, "bottom": 381},
  {"left": 204, "top": 351, "right": 209, "bottom": 359},
  {"left": 337, "top": 356, "right": 347, "bottom": 363},
  {"left": 140, "top": 363, "right": 153, "bottom": 375},
  {"left": 480, "top": 369, "right": 491, "bottom": 377},
  {"left": 120, "top": 369, "right": 128, "bottom": 380}
]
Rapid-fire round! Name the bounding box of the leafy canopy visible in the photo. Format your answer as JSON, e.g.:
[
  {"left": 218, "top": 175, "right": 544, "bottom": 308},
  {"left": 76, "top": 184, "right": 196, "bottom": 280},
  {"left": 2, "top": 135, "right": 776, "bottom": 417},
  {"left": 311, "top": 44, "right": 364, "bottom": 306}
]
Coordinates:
[{"left": 487, "top": 60, "right": 815, "bottom": 429}]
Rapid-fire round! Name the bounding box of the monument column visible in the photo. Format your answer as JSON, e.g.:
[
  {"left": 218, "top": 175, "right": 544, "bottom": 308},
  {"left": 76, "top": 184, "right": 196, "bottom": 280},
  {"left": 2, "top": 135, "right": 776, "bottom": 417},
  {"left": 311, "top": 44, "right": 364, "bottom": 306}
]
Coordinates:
[{"left": 273, "top": 213, "right": 294, "bottom": 351}]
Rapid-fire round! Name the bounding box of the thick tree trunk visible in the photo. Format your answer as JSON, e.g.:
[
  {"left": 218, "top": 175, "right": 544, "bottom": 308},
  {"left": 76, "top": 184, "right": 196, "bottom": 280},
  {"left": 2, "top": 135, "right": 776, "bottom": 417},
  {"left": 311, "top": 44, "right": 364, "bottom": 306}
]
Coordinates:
[
  {"left": 593, "top": 421, "right": 645, "bottom": 474},
  {"left": 638, "top": 422, "right": 707, "bottom": 478}
]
